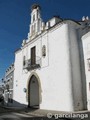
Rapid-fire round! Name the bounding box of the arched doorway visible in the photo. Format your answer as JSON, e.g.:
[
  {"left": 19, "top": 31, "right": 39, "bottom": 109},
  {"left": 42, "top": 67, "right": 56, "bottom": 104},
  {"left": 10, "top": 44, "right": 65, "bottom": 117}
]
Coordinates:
[{"left": 28, "top": 75, "right": 39, "bottom": 108}]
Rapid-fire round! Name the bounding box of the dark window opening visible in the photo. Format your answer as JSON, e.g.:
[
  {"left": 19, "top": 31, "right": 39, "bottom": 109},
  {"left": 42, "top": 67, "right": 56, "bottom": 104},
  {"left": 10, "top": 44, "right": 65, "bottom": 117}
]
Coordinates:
[
  {"left": 87, "top": 58, "right": 90, "bottom": 71},
  {"left": 31, "top": 46, "right": 36, "bottom": 65},
  {"left": 33, "top": 14, "right": 35, "bottom": 22},
  {"left": 42, "top": 45, "right": 46, "bottom": 57},
  {"left": 23, "top": 56, "right": 26, "bottom": 66}
]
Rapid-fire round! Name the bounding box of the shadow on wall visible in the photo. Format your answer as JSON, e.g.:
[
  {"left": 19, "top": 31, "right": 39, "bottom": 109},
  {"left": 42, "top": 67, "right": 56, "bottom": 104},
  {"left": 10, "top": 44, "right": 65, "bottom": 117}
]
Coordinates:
[
  {"left": 0, "top": 97, "right": 27, "bottom": 108},
  {"left": 0, "top": 96, "right": 39, "bottom": 109}
]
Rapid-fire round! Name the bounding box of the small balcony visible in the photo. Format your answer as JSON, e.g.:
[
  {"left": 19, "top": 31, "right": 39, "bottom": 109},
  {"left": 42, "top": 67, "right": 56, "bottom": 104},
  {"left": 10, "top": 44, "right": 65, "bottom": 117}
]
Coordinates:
[{"left": 23, "top": 56, "right": 41, "bottom": 71}]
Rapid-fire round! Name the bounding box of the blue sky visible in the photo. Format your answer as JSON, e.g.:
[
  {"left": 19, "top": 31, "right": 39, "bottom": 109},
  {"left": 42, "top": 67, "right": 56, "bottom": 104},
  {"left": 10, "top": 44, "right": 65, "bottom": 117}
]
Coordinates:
[{"left": 0, "top": 0, "right": 90, "bottom": 79}]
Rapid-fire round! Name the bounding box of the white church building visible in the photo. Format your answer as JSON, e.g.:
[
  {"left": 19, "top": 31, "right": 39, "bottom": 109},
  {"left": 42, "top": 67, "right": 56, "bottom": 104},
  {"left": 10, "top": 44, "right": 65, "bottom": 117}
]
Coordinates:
[{"left": 3, "top": 4, "right": 90, "bottom": 112}]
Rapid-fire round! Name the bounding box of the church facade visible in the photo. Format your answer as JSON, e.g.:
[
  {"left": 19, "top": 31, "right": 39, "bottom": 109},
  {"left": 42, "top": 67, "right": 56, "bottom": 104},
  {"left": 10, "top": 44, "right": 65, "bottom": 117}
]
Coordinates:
[{"left": 2, "top": 4, "right": 90, "bottom": 112}]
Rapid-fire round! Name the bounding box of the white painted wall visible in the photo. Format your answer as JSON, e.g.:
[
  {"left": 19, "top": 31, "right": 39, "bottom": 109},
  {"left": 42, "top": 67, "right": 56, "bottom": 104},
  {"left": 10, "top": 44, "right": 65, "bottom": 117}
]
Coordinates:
[
  {"left": 39, "top": 23, "right": 74, "bottom": 111},
  {"left": 13, "top": 50, "right": 27, "bottom": 106},
  {"left": 68, "top": 24, "right": 83, "bottom": 111},
  {"left": 13, "top": 21, "right": 84, "bottom": 111},
  {"left": 82, "top": 32, "right": 90, "bottom": 110}
]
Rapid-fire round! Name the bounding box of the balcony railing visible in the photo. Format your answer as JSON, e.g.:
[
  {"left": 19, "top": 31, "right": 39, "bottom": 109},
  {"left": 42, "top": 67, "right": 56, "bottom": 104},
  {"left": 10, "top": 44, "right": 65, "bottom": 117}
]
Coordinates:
[{"left": 23, "top": 56, "right": 41, "bottom": 71}]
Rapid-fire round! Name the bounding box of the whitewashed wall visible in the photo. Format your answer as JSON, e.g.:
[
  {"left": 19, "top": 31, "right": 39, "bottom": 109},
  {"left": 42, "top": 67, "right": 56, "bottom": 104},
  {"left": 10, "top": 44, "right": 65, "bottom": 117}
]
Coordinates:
[
  {"left": 13, "top": 21, "right": 84, "bottom": 111},
  {"left": 82, "top": 32, "right": 90, "bottom": 110}
]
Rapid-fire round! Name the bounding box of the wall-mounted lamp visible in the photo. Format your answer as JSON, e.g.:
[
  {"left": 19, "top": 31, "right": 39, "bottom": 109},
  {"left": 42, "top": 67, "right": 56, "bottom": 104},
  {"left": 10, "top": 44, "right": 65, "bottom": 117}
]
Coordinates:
[{"left": 23, "top": 88, "right": 27, "bottom": 93}]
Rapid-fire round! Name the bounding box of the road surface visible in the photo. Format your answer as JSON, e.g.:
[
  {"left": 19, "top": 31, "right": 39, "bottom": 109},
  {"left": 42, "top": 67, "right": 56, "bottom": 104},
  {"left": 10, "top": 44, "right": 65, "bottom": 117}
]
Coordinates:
[
  {"left": 0, "top": 112, "right": 67, "bottom": 120},
  {"left": 0, "top": 107, "right": 90, "bottom": 120}
]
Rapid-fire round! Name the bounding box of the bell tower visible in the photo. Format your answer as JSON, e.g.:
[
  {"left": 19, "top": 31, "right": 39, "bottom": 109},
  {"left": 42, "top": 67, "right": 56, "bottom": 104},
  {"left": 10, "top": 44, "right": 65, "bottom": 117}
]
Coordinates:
[{"left": 28, "top": 4, "right": 43, "bottom": 40}]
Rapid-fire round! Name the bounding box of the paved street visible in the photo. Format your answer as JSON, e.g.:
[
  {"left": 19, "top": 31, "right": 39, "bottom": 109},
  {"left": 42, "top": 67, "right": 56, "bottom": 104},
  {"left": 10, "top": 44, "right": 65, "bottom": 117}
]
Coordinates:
[
  {"left": 0, "top": 107, "right": 51, "bottom": 120},
  {"left": 0, "top": 113, "right": 53, "bottom": 120},
  {"left": 0, "top": 112, "right": 64, "bottom": 120},
  {"left": 0, "top": 112, "right": 32, "bottom": 120},
  {"left": 0, "top": 107, "right": 90, "bottom": 120},
  {"left": 0, "top": 112, "right": 89, "bottom": 120}
]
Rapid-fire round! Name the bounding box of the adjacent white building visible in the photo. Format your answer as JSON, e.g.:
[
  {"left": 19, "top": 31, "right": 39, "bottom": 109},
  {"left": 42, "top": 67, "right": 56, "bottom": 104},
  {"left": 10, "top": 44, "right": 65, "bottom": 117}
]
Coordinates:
[
  {"left": 2, "top": 4, "right": 90, "bottom": 112},
  {"left": 3, "top": 64, "right": 14, "bottom": 106},
  {"left": 82, "top": 27, "right": 90, "bottom": 110}
]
